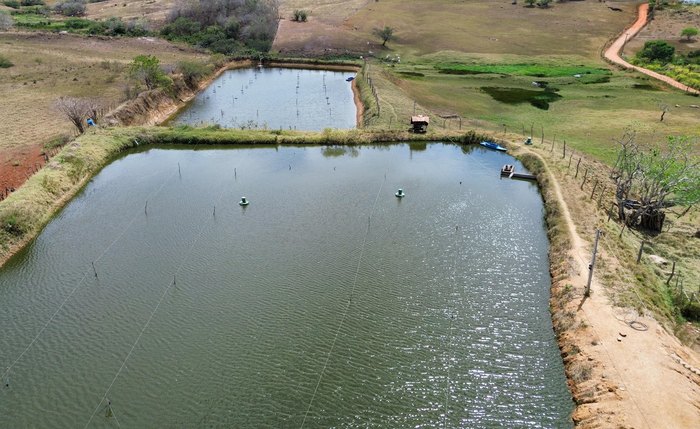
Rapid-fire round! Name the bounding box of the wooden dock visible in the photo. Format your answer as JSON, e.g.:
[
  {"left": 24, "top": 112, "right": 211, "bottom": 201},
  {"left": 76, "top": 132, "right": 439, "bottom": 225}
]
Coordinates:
[{"left": 500, "top": 165, "right": 537, "bottom": 182}]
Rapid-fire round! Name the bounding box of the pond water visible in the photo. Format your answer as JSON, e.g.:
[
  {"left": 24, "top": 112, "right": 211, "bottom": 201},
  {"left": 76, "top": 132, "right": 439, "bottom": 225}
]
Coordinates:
[
  {"left": 0, "top": 144, "right": 572, "bottom": 427},
  {"left": 170, "top": 67, "right": 358, "bottom": 131}
]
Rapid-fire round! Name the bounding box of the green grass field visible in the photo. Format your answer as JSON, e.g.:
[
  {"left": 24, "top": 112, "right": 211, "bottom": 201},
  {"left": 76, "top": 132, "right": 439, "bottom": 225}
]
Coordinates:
[{"left": 325, "top": 0, "right": 700, "bottom": 163}]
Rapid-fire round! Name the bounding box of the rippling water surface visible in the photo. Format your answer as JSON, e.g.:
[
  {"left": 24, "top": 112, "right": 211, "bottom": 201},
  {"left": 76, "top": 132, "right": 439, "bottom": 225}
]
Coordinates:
[
  {"left": 0, "top": 144, "right": 572, "bottom": 427},
  {"left": 170, "top": 67, "right": 357, "bottom": 131}
]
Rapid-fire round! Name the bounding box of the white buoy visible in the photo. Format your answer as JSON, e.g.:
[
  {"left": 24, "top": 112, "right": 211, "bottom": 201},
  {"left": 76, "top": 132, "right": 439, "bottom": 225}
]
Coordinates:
[
  {"left": 239, "top": 197, "right": 249, "bottom": 206},
  {"left": 395, "top": 188, "right": 405, "bottom": 198}
]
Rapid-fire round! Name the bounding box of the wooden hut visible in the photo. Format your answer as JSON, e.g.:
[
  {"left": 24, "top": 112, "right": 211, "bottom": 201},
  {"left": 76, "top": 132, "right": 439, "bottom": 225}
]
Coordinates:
[{"left": 410, "top": 115, "right": 429, "bottom": 133}]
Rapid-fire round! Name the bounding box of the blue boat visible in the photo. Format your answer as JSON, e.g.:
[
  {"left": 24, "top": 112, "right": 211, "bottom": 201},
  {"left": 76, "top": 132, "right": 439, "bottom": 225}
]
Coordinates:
[{"left": 480, "top": 141, "right": 507, "bottom": 152}]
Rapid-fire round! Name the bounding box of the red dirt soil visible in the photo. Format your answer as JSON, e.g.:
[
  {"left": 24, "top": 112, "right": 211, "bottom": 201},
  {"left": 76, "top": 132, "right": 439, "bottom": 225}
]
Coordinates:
[{"left": 0, "top": 144, "right": 55, "bottom": 203}]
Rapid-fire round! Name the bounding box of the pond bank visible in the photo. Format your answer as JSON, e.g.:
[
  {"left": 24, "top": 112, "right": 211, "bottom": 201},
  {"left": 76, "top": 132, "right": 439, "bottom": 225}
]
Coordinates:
[
  {"left": 104, "top": 60, "right": 363, "bottom": 131},
  {"left": 0, "top": 129, "right": 485, "bottom": 269},
  {"left": 510, "top": 143, "right": 700, "bottom": 428}
]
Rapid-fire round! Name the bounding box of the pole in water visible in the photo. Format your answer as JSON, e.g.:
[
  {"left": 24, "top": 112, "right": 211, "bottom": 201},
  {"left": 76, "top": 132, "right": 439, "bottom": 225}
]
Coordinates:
[
  {"left": 105, "top": 398, "right": 113, "bottom": 418},
  {"left": 145, "top": 200, "right": 148, "bottom": 216},
  {"left": 289, "top": 164, "right": 291, "bottom": 170},
  {"left": 173, "top": 275, "right": 176, "bottom": 286},
  {"left": 178, "top": 162, "right": 181, "bottom": 178},
  {"left": 92, "top": 261, "right": 98, "bottom": 278},
  {"left": 234, "top": 168, "right": 237, "bottom": 179},
  {"left": 213, "top": 205, "right": 216, "bottom": 217}
]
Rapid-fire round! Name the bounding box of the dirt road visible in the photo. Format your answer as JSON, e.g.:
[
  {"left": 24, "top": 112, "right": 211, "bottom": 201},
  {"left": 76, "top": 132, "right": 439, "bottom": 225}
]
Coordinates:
[
  {"left": 604, "top": 3, "right": 699, "bottom": 95},
  {"left": 528, "top": 145, "right": 700, "bottom": 428}
]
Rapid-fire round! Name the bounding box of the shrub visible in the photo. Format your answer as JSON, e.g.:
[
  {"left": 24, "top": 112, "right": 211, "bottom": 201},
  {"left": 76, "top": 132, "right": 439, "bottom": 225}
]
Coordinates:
[
  {"left": 637, "top": 40, "right": 675, "bottom": 64},
  {"left": 129, "top": 54, "right": 172, "bottom": 91},
  {"left": 292, "top": 9, "right": 308, "bottom": 22},
  {"left": 63, "top": 17, "right": 91, "bottom": 29},
  {"left": 161, "top": 16, "right": 201, "bottom": 38},
  {"left": 125, "top": 18, "right": 148, "bottom": 36},
  {"left": 0, "top": 54, "right": 13, "bottom": 68},
  {"left": 1, "top": 212, "right": 27, "bottom": 236},
  {"left": 54, "top": 0, "right": 86, "bottom": 17},
  {"left": 3, "top": 0, "right": 19, "bottom": 8},
  {"left": 20, "top": 0, "right": 44, "bottom": 5},
  {"left": 0, "top": 13, "right": 13, "bottom": 31},
  {"left": 681, "top": 302, "right": 700, "bottom": 321},
  {"left": 164, "top": 0, "right": 278, "bottom": 53},
  {"left": 176, "top": 60, "right": 213, "bottom": 89}
]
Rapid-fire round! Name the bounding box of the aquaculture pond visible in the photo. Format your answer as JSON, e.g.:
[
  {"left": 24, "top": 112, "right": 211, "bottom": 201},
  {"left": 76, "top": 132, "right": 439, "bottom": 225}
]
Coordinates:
[
  {"left": 0, "top": 144, "right": 573, "bottom": 427},
  {"left": 170, "top": 67, "right": 357, "bottom": 130}
]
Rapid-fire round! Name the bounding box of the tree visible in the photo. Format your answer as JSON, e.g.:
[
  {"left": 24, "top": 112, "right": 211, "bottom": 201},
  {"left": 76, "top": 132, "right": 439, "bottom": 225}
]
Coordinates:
[
  {"left": 373, "top": 26, "right": 394, "bottom": 47},
  {"left": 681, "top": 27, "right": 699, "bottom": 42},
  {"left": 637, "top": 40, "right": 675, "bottom": 63},
  {"left": 54, "top": 96, "right": 101, "bottom": 134},
  {"left": 524, "top": 0, "right": 536, "bottom": 7},
  {"left": 129, "top": 55, "right": 172, "bottom": 91},
  {"left": 611, "top": 133, "right": 700, "bottom": 231}
]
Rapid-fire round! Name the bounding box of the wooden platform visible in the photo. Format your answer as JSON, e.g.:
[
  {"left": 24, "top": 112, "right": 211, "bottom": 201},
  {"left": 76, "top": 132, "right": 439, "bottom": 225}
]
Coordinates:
[{"left": 500, "top": 165, "right": 537, "bottom": 182}]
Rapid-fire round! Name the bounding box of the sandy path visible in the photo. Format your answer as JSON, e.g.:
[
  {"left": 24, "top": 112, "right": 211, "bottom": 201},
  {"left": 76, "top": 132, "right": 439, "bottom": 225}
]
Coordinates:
[
  {"left": 537, "top": 151, "right": 700, "bottom": 428},
  {"left": 604, "top": 3, "right": 699, "bottom": 95}
]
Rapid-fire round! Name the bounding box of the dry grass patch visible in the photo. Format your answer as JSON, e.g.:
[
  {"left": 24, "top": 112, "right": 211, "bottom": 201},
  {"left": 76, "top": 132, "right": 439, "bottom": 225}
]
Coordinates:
[{"left": 0, "top": 32, "right": 208, "bottom": 152}]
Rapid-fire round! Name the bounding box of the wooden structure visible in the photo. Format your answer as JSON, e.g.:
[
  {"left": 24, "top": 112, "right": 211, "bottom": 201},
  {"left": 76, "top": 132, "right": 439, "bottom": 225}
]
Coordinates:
[
  {"left": 500, "top": 164, "right": 537, "bottom": 181},
  {"left": 410, "top": 115, "right": 429, "bottom": 133}
]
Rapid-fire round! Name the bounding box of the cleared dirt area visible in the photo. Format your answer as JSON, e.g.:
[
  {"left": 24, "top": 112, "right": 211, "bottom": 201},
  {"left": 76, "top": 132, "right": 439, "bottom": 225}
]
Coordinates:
[
  {"left": 274, "top": 0, "right": 638, "bottom": 59},
  {"left": 274, "top": 0, "right": 373, "bottom": 56},
  {"left": 0, "top": 31, "right": 207, "bottom": 194},
  {"left": 85, "top": 0, "right": 178, "bottom": 27}
]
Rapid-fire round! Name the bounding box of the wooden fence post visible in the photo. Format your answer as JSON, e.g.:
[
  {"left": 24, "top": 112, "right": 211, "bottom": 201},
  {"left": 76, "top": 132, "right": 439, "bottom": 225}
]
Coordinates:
[
  {"left": 636, "top": 240, "right": 647, "bottom": 263},
  {"left": 590, "top": 179, "right": 598, "bottom": 199},
  {"left": 575, "top": 158, "right": 581, "bottom": 178},
  {"left": 597, "top": 185, "right": 606, "bottom": 207}
]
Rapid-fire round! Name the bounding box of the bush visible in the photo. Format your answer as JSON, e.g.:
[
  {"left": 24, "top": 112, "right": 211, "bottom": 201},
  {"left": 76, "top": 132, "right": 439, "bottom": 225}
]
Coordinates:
[
  {"left": 0, "top": 54, "right": 13, "bottom": 68},
  {"left": 161, "top": 16, "right": 201, "bottom": 38},
  {"left": 63, "top": 17, "right": 91, "bottom": 29},
  {"left": 129, "top": 54, "right": 172, "bottom": 91},
  {"left": 54, "top": 0, "right": 86, "bottom": 17},
  {"left": 0, "top": 13, "right": 13, "bottom": 31},
  {"left": 164, "top": 0, "right": 278, "bottom": 53},
  {"left": 637, "top": 40, "right": 675, "bottom": 64},
  {"left": 20, "top": 0, "right": 44, "bottom": 5},
  {"left": 292, "top": 9, "right": 308, "bottom": 22},
  {"left": 680, "top": 302, "right": 700, "bottom": 322},
  {"left": 177, "top": 60, "right": 213, "bottom": 89},
  {"left": 3, "top": 0, "right": 19, "bottom": 8}
]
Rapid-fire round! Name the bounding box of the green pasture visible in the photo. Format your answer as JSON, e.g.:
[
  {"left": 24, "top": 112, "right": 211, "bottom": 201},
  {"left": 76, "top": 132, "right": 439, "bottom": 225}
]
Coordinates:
[{"left": 364, "top": 57, "right": 700, "bottom": 164}]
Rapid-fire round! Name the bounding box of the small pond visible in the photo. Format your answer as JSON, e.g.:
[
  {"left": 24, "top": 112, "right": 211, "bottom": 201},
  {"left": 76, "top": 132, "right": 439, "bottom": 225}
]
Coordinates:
[
  {"left": 0, "top": 144, "right": 572, "bottom": 427},
  {"left": 170, "top": 67, "right": 358, "bottom": 131}
]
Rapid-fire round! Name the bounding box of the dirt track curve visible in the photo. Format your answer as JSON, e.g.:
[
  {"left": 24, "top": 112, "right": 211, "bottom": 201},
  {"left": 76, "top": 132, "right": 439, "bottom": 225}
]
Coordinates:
[{"left": 604, "top": 3, "right": 699, "bottom": 94}]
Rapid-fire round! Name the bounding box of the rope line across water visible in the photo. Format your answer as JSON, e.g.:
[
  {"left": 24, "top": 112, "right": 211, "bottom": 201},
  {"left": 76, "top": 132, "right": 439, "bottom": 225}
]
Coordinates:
[
  {"left": 83, "top": 167, "right": 233, "bottom": 428},
  {"left": 299, "top": 175, "right": 385, "bottom": 429},
  {"left": 1, "top": 163, "right": 179, "bottom": 383}
]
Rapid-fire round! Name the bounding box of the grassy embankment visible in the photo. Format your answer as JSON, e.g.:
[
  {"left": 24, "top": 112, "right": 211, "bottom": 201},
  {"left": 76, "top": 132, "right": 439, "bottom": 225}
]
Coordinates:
[{"left": 0, "top": 126, "right": 486, "bottom": 267}]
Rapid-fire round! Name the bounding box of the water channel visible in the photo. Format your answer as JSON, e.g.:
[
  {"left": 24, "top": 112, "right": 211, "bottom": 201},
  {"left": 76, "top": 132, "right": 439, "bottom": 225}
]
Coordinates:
[
  {"left": 170, "top": 67, "right": 358, "bottom": 131},
  {"left": 0, "top": 144, "right": 572, "bottom": 427}
]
